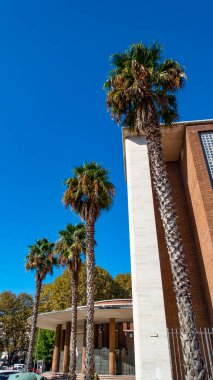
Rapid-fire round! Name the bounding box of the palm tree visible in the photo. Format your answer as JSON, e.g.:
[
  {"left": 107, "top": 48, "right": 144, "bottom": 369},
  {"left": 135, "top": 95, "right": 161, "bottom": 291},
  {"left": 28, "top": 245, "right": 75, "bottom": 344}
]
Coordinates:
[
  {"left": 104, "top": 43, "right": 206, "bottom": 379},
  {"left": 54, "top": 223, "right": 86, "bottom": 380},
  {"left": 25, "top": 238, "right": 56, "bottom": 372},
  {"left": 63, "top": 162, "right": 115, "bottom": 380}
]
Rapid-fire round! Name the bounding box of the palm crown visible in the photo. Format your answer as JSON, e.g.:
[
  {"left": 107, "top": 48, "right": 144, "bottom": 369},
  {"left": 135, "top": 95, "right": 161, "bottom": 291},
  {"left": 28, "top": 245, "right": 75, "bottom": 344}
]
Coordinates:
[
  {"left": 63, "top": 162, "right": 115, "bottom": 221},
  {"left": 104, "top": 42, "right": 186, "bottom": 128},
  {"left": 25, "top": 238, "right": 56, "bottom": 281},
  {"left": 54, "top": 223, "right": 86, "bottom": 271}
]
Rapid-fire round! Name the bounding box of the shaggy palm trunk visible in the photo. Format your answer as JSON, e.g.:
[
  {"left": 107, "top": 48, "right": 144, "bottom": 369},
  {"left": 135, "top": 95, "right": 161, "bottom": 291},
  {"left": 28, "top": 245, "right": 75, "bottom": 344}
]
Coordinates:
[
  {"left": 137, "top": 106, "right": 207, "bottom": 380},
  {"left": 68, "top": 268, "right": 78, "bottom": 380},
  {"left": 84, "top": 212, "right": 95, "bottom": 380},
  {"left": 26, "top": 275, "right": 42, "bottom": 371}
]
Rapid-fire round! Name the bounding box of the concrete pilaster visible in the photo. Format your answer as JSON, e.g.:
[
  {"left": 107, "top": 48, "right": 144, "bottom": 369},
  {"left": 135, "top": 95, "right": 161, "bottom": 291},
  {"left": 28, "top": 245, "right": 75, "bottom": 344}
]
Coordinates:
[{"left": 125, "top": 136, "right": 172, "bottom": 380}]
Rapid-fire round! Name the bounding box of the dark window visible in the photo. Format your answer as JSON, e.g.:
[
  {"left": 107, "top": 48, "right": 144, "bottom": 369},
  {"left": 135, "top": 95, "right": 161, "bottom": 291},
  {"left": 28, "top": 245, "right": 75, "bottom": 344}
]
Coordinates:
[{"left": 199, "top": 131, "right": 213, "bottom": 188}]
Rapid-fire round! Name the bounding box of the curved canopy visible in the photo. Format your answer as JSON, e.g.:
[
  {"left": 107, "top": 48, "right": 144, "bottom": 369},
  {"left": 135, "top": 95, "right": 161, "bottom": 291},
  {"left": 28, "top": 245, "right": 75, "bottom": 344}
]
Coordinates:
[{"left": 28, "top": 299, "right": 133, "bottom": 330}]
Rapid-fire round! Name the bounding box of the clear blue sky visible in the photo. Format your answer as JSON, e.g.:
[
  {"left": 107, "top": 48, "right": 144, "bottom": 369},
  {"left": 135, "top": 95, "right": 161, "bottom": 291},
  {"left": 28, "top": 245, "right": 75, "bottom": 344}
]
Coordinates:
[{"left": 0, "top": 0, "right": 212, "bottom": 295}]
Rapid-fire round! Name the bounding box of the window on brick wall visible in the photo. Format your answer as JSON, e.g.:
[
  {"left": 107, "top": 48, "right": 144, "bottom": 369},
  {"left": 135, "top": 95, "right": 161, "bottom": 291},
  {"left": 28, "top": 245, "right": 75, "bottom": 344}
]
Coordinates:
[{"left": 199, "top": 131, "right": 213, "bottom": 187}]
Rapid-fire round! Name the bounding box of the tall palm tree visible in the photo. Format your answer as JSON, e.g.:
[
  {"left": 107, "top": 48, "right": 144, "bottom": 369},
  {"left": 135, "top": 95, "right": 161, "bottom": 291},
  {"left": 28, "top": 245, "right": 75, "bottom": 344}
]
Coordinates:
[
  {"left": 104, "top": 43, "right": 206, "bottom": 380},
  {"left": 63, "top": 162, "right": 115, "bottom": 380},
  {"left": 25, "top": 238, "right": 56, "bottom": 372},
  {"left": 54, "top": 223, "right": 86, "bottom": 380}
]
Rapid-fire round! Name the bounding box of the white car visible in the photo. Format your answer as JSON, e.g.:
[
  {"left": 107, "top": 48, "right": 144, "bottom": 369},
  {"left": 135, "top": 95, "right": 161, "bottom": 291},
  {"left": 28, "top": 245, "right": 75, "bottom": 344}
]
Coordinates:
[
  {"left": 12, "top": 366, "right": 25, "bottom": 369},
  {"left": 12, "top": 368, "right": 25, "bottom": 373}
]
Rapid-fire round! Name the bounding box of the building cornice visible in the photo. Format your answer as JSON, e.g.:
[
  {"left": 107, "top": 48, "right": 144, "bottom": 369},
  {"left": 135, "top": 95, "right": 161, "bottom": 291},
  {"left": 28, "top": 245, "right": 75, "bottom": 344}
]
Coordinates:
[{"left": 122, "top": 119, "right": 213, "bottom": 179}]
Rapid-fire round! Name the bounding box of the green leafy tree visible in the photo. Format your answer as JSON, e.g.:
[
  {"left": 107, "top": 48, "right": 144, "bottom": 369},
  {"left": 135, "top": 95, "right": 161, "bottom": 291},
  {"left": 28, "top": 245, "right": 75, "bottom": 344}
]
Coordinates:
[
  {"left": 54, "top": 224, "right": 86, "bottom": 380},
  {"left": 113, "top": 273, "right": 132, "bottom": 299},
  {"left": 0, "top": 291, "right": 33, "bottom": 363},
  {"left": 33, "top": 329, "right": 55, "bottom": 369},
  {"left": 63, "top": 162, "right": 115, "bottom": 380},
  {"left": 38, "top": 283, "right": 55, "bottom": 313},
  {"left": 25, "top": 238, "right": 57, "bottom": 371},
  {"left": 39, "top": 264, "right": 124, "bottom": 313},
  {"left": 39, "top": 271, "right": 71, "bottom": 312},
  {"left": 104, "top": 42, "right": 205, "bottom": 379}
]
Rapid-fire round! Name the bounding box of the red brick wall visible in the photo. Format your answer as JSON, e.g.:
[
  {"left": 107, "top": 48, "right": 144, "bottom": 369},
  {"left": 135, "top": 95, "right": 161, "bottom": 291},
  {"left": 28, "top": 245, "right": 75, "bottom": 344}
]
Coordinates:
[
  {"left": 180, "top": 124, "right": 213, "bottom": 323},
  {"left": 153, "top": 160, "right": 210, "bottom": 328}
]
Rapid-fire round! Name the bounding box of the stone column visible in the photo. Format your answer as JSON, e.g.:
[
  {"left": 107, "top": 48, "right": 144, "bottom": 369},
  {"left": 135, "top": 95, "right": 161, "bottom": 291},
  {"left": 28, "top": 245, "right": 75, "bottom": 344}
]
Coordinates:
[
  {"left": 124, "top": 136, "right": 172, "bottom": 380},
  {"left": 52, "top": 324, "right": 62, "bottom": 373},
  {"left": 109, "top": 318, "right": 116, "bottom": 375},
  {"left": 81, "top": 320, "right": 86, "bottom": 374},
  {"left": 63, "top": 322, "right": 71, "bottom": 373}
]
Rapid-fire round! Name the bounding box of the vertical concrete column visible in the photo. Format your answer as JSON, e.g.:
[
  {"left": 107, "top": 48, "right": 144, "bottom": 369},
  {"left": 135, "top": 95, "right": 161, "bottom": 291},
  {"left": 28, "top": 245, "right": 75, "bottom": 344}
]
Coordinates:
[
  {"left": 52, "top": 324, "right": 62, "bottom": 373},
  {"left": 125, "top": 136, "right": 172, "bottom": 380},
  {"left": 63, "top": 322, "right": 71, "bottom": 373},
  {"left": 81, "top": 320, "right": 86, "bottom": 374},
  {"left": 109, "top": 318, "right": 116, "bottom": 375}
]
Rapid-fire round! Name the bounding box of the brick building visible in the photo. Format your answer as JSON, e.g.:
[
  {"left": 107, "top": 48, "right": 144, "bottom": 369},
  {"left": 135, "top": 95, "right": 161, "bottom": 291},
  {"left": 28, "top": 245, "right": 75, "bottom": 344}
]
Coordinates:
[
  {"left": 32, "top": 120, "right": 213, "bottom": 380},
  {"left": 123, "top": 119, "right": 213, "bottom": 379}
]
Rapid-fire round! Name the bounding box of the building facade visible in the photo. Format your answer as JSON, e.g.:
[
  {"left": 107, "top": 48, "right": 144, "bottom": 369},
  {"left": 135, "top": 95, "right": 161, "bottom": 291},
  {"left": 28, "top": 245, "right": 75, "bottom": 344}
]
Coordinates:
[{"left": 123, "top": 120, "right": 213, "bottom": 379}]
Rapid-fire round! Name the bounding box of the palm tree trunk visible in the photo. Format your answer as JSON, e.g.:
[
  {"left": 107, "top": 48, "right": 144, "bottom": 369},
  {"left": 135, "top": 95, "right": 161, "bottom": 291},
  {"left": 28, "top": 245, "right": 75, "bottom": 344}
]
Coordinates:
[
  {"left": 84, "top": 212, "right": 95, "bottom": 380},
  {"left": 26, "top": 275, "right": 42, "bottom": 372},
  {"left": 137, "top": 107, "right": 207, "bottom": 379},
  {"left": 68, "top": 267, "right": 78, "bottom": 380}
]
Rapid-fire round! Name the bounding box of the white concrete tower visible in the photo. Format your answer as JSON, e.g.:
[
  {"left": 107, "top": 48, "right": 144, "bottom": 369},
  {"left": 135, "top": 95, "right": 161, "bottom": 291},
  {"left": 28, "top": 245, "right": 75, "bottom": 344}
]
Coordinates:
[{"left": 123, "top": 132, "right": 172, "bottom": 380}]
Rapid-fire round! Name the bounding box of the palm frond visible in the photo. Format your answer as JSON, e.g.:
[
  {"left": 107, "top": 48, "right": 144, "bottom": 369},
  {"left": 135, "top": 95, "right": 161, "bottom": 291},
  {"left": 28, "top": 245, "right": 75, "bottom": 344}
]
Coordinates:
[
  {"left": 63, "top": 162, "right": 115, "bottom": 221},
  {"left": 25, "top": 238, "right": 56, "bottom": 280},
  {"left": 104, "top": 41, "right": 186, "bottom": 128}
]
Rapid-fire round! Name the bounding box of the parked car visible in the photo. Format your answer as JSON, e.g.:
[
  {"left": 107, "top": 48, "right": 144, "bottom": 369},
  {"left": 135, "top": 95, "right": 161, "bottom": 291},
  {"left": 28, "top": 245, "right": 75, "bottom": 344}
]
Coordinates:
[
  {"left": 0, "top": 370, "right": 21, "bottom": 380},
  {"left": 8, "top": 373, "right": 42, "bottom": 380},
  {"left": 12, "top": 367, "right": 25, "bottom": 373},
  {"left": 12, "top": 366, "right": 25, "bottom": 370}
]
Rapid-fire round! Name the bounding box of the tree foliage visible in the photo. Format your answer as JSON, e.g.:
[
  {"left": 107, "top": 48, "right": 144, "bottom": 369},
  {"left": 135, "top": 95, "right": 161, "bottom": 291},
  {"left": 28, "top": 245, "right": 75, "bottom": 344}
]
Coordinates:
[
  {"left": 0, "top": 267, "right": 131, "bottom": 366},
  {"left": 39, "top": 265, "right": 132, "bottom": 313},
  {"left": 25, "top": 237, "right": 57, "bottom": 371},
  {"left": 54, "top": 223, "right": 86, "bottom": 379},
  {"left": 104, "top": 42, "right": 185, "bottom": 128},
  {"left": 25, "top": 238, "right": 57, "bottom": 281},
  {"left": 0, "top": 291, "right": 33, "bottom": 361},
  {"left": 105, "top": 43, "right": 206, "bottom": 379},
  {"left": 63, "top": 162, "right": 116, "bottom": 380},
  {"left": 63, "top": 162, "right": 115, "bottom": 222},
  {"left": 33, "top": 329, "right": 55, "bottom": 367},
  {"left": 113, "top": 273, "right": 132, "bottom": 298}
]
